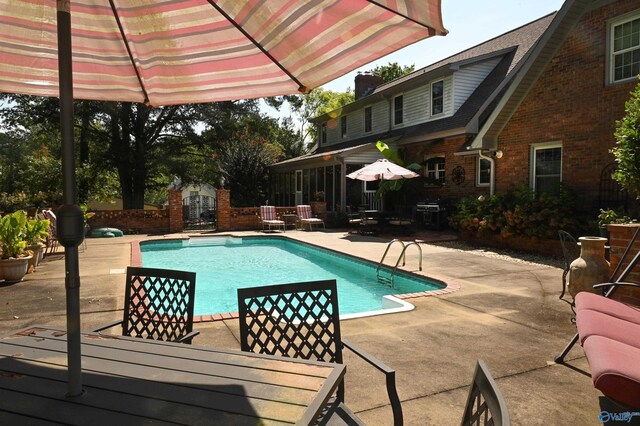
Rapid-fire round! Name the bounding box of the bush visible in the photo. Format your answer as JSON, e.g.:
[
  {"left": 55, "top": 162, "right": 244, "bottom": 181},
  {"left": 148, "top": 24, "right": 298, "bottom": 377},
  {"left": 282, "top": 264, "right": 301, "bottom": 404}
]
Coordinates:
[{"left": 449, "top": 185, "right": 592, "bottom": 239}]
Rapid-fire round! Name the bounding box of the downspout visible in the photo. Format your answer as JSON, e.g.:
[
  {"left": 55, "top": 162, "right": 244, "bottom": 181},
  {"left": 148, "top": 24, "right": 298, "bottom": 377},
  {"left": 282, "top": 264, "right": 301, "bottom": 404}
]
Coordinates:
[{"left": 478, "top": 150, "right": 499, "bottom": 196}]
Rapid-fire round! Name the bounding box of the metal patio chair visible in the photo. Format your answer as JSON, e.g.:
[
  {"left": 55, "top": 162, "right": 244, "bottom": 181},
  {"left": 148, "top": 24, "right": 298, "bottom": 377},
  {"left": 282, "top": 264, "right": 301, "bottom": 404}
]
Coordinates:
[
  {"left": 237, "top": 280, "right": 403, "bottom": 426},
  {"left": 558, "top": 230, "right": 580, "bottom": 301},
  {"left": 296, "top": 204, "right": 325, "bottom": 231},
  {"left": 94, "top": 266, "right": 199, "bottom": 343},
  {"left": 461, "top": 359, "right": 510, "bottom": 426}
]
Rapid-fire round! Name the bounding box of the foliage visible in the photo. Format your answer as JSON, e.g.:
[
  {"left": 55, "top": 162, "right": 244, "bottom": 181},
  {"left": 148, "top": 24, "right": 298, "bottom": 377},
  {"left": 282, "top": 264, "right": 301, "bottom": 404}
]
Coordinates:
[
  {"left": 612, "top": 79, "right": 640, "bottom": 198},
  {"left": 313, "top": 191, "right": 325, "bottom": 201},
  {"left": 449, "top": 185, "right": 592, "bottom": 239},
  {"left": 373, "top": 141, "right": 423, "bottom": 200},
  {"left": 369, "top": 62, "right": 415, "bottom": 83},
  {"left": 24, "top": 216, "right": 50, "bottom": 245},
  {"left": 0, "top": 210, "right": 28, "bottom": 258},
  {"left": 597, "top": 208, "right": 632, "bottom": 227},
  {"left": 216, "top": 128, "right": 280, "bottom": 207}
]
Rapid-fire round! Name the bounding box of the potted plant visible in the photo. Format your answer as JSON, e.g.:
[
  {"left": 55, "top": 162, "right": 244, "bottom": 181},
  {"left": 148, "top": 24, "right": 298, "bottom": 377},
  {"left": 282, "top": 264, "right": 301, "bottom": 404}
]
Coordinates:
[
  {"left": 597, "top": 208, "right": 631, "bottom": 239},
  {"left": 0, "top": 210, "right": 32, "bottom": 282},
  {"left": 24, "top": 215, "right": 50, "bottom": 271}
]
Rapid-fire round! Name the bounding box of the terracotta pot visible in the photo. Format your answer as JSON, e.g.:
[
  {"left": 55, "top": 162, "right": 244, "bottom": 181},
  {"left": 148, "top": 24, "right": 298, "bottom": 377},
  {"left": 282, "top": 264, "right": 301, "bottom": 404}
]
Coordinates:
[
  {"left": 0, "top": 256, "right": 32, "bottom": 283},
  {"left": 568, "top": 236, "right": 610, "bottom": 299}
]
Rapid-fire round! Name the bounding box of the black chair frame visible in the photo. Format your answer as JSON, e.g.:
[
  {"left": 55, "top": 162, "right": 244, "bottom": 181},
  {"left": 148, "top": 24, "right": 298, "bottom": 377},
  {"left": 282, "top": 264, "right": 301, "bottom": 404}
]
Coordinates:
[
  {"left": 558, "top": 230, "right": 580, "bottom": 301},
  {"left": 461, "top": 359, "right": 510, "bottom": 426},
  {"left": 237, "top": 280, "right": 403, "bottom": 425},
  {"left": 94, "top": 266, "right": 199, "bottom": 344}
]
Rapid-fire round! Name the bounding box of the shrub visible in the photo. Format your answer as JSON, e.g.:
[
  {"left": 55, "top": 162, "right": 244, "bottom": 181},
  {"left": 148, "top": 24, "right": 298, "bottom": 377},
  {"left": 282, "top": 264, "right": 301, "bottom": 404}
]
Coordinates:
[{"left": 449, "top": 185, "right": 591, "bottom": 239}]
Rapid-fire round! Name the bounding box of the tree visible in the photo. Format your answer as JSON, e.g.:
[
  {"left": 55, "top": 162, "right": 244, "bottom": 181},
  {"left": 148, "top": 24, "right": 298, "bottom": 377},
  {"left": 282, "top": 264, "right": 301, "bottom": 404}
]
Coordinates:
[
  {"left": 369, "top": 62, "right": 415, "bottom": 83},
  {"left": 612, "top": 80, "right": 640, "bottom": 198}
]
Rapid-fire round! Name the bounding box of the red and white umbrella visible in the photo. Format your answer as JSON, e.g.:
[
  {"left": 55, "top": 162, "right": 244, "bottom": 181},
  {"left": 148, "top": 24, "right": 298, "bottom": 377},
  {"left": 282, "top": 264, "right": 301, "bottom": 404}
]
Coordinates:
[
  {"left": 0, "top": 0, "right": 446, "bottom": 395},
  {"left": 347, "top": 158, "right": 419, "bottom": 181}
]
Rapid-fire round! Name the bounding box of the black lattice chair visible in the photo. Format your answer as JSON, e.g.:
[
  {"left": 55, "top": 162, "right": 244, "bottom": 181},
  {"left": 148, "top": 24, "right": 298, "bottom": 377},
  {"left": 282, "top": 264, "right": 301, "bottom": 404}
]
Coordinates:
[
  {"left": 461, "top": 359, "right": 510, "bottom": 426},
  {"left": 93, "top": 266, "right": 199, "bottom": 343},
  {"left": 558, "top": 230, "right": 580, "bottom": 301},
  {"left": 237, "top": 280, "right": 402, "bottom": 426}
]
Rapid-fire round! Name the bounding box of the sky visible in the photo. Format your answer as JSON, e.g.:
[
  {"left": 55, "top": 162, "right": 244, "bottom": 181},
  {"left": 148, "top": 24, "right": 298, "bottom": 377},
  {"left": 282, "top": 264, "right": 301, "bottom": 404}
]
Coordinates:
[{"left": 263, "top": 0, "right": 565, "bottom": 119}]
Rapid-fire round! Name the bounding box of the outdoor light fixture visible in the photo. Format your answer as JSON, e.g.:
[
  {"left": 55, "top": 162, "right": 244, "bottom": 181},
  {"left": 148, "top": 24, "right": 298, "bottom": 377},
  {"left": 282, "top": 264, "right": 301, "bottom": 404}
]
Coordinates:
[{"left": 494, "top": 150, "right": 504, "bottom": 159}]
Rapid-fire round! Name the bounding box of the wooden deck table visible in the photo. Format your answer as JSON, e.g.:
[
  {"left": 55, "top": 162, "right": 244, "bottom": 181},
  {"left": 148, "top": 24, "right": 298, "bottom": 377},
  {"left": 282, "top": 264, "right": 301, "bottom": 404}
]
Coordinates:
[{"left": 0, "top": 326, "right": 346, "bottom": 425}]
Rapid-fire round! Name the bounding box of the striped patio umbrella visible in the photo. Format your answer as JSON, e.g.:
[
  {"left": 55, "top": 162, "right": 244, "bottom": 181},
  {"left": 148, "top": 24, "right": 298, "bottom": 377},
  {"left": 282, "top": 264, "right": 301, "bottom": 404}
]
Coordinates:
[{"left": 0, "top": 0, "right": 446, "bottom": 396}]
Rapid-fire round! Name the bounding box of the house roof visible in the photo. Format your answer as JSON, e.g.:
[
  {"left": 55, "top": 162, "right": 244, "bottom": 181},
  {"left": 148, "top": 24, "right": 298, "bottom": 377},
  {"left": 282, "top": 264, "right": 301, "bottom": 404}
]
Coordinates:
[
  {"left": 272, "top": 143, "right": 373, "bottom": 167},
  {"left": 468, "top": 0, "right": 611, "bottom": 150},
  {"left": 311, "top": 12, "right": 556, "bottom": 124}
]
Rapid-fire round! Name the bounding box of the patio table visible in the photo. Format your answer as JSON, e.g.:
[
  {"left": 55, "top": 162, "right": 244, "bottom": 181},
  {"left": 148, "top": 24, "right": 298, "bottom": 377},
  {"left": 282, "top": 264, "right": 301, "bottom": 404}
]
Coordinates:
[{"left": 0, "top": 326, "right": 346, "bottom": 425}]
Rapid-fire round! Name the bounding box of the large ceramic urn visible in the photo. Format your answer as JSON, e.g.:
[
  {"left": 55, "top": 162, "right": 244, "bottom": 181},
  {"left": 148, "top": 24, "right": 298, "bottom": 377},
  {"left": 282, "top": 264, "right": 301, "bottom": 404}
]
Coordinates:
[{"left": 568, "top": 236, "right": 610, "bottom": 299}]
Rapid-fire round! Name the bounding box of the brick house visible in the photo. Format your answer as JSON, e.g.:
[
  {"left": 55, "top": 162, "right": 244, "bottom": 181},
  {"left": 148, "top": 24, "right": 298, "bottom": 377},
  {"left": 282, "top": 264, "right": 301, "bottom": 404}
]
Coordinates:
[
  {"left": 270, "top": 13, "right": 555, "bottom": 211},
  {"left": 272, "top": 0, "right": 638, "bottom": 214}
]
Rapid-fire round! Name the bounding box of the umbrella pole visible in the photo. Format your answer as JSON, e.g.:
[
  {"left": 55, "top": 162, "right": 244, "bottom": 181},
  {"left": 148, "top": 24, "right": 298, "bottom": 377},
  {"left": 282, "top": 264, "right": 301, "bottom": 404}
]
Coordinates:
[{"left": 57, "top": 0, "right": 84, "bottom": 398}]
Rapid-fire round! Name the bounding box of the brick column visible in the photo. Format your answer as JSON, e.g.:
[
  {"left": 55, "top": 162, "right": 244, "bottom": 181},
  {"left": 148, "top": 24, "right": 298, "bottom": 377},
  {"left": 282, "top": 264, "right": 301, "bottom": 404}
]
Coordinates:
[
  {"left": 608, "top": 223, "right": 640, "bottom": 305},
  {"left": 168, "top": 188, "right": 183, "bottom": 233},
  {"left": 216, "top": 189, "right": 231, "bottom": 231}
]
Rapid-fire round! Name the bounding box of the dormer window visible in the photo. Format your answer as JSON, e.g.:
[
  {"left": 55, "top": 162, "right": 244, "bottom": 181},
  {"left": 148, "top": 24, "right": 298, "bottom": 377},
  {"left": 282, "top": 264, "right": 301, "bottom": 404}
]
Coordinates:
[
  {"left": 341, "top": 116, "right": 347, "bottom": 139},
  {"left": 320, "top": 123, "right": 327, "bottom": 145},
  {"left": 394, "top": 95, "right": 404, "bottom": 125},
  {"left": 364, "top": 106, "right": 372, "bottom": 133},
  {"left": 431, "top": 80, "right": 444, "bottom": 115}
]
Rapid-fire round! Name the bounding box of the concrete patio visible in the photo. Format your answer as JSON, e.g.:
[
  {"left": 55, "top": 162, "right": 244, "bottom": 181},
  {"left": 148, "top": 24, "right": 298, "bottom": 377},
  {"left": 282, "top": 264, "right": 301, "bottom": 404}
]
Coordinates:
[{"left": 0, "top": 230, "right": 604, "bottom": 425}]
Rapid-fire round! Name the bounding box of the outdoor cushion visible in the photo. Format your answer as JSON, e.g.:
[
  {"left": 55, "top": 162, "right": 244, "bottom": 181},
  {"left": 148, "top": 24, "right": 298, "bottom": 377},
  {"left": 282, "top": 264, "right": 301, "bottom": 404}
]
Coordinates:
[
  {"left": 575, "top": 292, "right": 640, "bottom": 325},
  {"left": 576, "top": 309, "right": 640, "bottom": 350},
  {"left": 296, "top": 205, "right": 314, "bottom": 219},
  {"left": 582, "top": 335, "right": 640, "bottom": 408}
]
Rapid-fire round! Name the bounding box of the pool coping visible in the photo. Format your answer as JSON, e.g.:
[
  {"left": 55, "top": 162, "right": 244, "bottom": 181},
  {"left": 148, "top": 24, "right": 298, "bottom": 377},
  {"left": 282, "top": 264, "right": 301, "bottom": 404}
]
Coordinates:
[{"left": 130, "top": 234, "right": 461, "bottom": 323}]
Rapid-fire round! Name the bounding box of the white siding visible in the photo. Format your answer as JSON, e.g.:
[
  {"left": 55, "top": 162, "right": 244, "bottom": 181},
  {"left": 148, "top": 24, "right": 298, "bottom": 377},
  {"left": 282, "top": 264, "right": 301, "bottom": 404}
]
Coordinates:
[
  {"left": 453, "top": 58, "right": 500, "bottom": 111},
  {"left": 325, "top": 118, "right": 341, "bottom": 145},
  {"left": 371, "top": 100, "right": 388, "bottom": 134},
  {"left": 403, "top": 86, "right": 429, "bottom": 127},
  {"left": 347, "top": 150, "right": 385, "bottom": 164}
]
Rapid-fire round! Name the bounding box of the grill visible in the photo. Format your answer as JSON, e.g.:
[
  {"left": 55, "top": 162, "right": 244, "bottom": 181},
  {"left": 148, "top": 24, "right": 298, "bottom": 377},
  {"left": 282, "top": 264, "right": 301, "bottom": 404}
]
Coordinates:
[{"left": 416, "top": 200, "right": 446, "bottom": 229}]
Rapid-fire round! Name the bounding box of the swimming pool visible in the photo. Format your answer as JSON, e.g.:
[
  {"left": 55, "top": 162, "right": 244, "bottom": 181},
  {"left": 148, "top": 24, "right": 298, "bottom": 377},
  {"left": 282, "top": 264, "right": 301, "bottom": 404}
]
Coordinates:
[{"left": 139, "top": 237, "right": 444, "bottom": 317}]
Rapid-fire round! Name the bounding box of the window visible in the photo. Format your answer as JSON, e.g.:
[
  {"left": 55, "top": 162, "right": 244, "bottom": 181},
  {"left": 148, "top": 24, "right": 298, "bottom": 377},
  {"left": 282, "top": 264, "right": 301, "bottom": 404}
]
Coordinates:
[
  {"left": 610, "top": 13, "right": 640, "bottom": 83},
  {"left": 364, "top": 106, "right": 372, "bottom": 133},
  {"left": 394, "top": 95, "right": 403, "bottom": 125},
  {"left": 341, "top": 116, "right": 347, "bottom": 139},
  {"left": 424, "top": 155, "right": 445, "bottom": 185},
  {"left": 320, "top": 123, "right": 327, "bottom": 145},
  {"left": 531, "top": 143, "right": 562, "bottom": 194},
  {"left": 431, "top": 80, "right": 444, "bottom": 115},
  {"left": 365, "top": 179, "right": 379, "bottom": 192},
  {"left": 477, "top": 158, "right": 491, "bottom": 186}
]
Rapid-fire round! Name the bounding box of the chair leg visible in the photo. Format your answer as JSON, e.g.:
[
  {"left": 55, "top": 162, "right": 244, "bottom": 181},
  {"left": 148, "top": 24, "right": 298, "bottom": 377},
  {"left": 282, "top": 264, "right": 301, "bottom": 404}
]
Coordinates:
[{"left": 555, "top": 333, "right": 579, "bottom": 364}]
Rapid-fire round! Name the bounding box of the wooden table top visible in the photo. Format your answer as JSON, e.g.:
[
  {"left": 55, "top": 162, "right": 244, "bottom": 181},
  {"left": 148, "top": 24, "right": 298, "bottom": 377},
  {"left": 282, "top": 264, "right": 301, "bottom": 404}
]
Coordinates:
[{"left": 0, "top": 327, "right": 345, "bottom": 425}]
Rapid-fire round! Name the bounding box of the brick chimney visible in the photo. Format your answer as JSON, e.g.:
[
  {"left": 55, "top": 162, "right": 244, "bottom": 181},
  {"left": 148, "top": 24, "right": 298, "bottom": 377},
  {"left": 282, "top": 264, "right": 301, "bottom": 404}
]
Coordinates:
[{"left": 354, "top": 72, "right": 383, "bottom": 100}]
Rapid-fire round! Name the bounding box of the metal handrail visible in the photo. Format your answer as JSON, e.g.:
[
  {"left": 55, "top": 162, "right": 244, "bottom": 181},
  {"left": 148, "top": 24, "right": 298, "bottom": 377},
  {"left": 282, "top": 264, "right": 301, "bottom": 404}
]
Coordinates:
[
  {"left": 376, "top": 239, "right": 406, "bottom": 275},
  {"left": 377, "top": 240, "right": 423, "bottom": 287}
]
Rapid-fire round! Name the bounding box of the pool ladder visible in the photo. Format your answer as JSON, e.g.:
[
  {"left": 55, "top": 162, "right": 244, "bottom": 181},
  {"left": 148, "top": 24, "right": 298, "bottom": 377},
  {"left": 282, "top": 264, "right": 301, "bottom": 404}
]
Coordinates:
[{"left": 376, "top": 239, "right": 423, "bottom": 287}]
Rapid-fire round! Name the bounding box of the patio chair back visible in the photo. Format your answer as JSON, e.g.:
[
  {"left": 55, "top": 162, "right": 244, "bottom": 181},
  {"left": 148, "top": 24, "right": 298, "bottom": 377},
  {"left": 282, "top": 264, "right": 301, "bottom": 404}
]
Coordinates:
[
  {"left": 296, "top": 205, "right": 313, "bottom": 220},
  {"left": 461, "top": 359, "right": 510, "bottom": 426},
  {"left": 237, "top": 279, "right": 343, "bottom": 364},
  {"left": 122, "top": 266, "right": 197, "bottom": 342},
  {"left": 260, "top": 205, "right": 277, "bottom": 221}
]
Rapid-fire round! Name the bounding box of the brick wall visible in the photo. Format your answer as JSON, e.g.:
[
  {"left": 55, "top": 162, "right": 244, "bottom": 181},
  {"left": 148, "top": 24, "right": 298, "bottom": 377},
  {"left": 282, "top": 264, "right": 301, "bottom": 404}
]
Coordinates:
[
  {"left": 497, "top": 1, "right": 640, "bottom": 209},
  {"left": 216, "top": 188, "right": 298, "bottom": 231},
  {"left": 88, "top": 209, "right": 169, "bottom": 234},
  {"left": 168, "top": 188, "right": 183, "bottom": 233},
  {"left": 608, "top": 223, "right": 640, "bottom": 305},
  {"left": 403, "top": 135, "right": 490, "bottom": 204}
]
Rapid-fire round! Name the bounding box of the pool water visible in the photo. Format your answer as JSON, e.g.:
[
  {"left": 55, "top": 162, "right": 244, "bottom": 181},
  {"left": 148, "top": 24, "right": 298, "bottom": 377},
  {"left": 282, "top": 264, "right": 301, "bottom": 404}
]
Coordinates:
[{"left": 140, "top": 237, "right": 443, "bottom": 316}]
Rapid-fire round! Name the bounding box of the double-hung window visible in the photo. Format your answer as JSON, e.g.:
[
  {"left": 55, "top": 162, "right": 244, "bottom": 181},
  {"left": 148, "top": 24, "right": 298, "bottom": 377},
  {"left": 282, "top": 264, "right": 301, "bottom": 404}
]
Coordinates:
[
  {"left": 320, "top": 123, "right": 327, "bottom": 145},
  {"left": 364, "top": 106, "right": 372, "bottom": 133},
  {"left": 341, "top": 116, "right": 347, "bottom": 139},
  {"left": 431, "top": 80, "right": 444, "bottom": 115},
  {"left": 531, "top": 142, "right": 562, "bottom": 194},
  {"left": 424, "top": 155, "right": 445, "bottom": 185},
  {"left": 610, "top": 13, "right": 640, "bottom": 83},
  {"left": 477, "top": 158, "right": 491, "bottom": 186},
  {"left": 394, "top": 95, "right": 403, "bottom": 125}
]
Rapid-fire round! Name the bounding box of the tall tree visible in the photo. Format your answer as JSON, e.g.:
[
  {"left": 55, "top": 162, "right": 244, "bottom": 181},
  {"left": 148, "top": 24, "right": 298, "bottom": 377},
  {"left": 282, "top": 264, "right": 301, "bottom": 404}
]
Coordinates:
[{"left": 369, "top": 62, "right": 415, "bottom": 83}]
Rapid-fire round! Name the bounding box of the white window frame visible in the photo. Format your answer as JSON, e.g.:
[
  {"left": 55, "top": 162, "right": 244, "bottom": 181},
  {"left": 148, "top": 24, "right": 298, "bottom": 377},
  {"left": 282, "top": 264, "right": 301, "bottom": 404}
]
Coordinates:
[
  {"left": 424, "top": 154, "right": 446, "bottom": 185},
  {"left": 530, "top": 142, "right": 562, "bottom": 192},
  {"left": 607, "top": 10, "right": 640, "bottom": 84},
  {"left": 364, "top": 106, "right": 373, "bottom": 133},
  {"left": 477, "top": 157, "right": 491, "bottom": 187},
  {"left": 340, "top": 116, "right": 347, "bottom": 139},
  {"left": 364, "top": 179, "right": 379, "bottom": 193},
  {"left": 431, "top": 79, "right": 444, "bottom": 116},
  {"left": 393, "top": 94, "right": 404, "bottom": 126}
]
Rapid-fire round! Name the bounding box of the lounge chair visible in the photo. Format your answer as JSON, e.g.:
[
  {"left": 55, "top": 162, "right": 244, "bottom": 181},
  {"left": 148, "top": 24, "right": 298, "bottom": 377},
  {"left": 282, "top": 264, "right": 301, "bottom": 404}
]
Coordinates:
[
  {"left": 461, "top": 359, "right": 510, "bottom": 425},
  {"left": 40, "top": 209, "right": 59, "bottom": 256},
  {"left": 296, "top": 204, "right": 325, "bottom": 231},
  {"left": 237, "top": 280, "right": 402, "bottom": 425},
  {"left": 93, "top": 266, "right": 199, "bottom": 343},
  {"left": 259, "top": 205, "right": 285, "bottom": 232}
]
